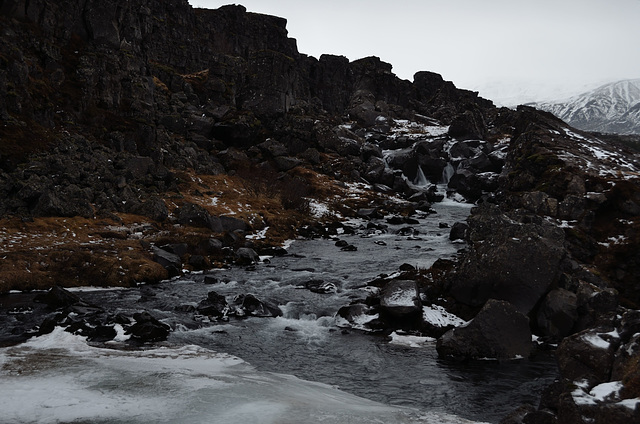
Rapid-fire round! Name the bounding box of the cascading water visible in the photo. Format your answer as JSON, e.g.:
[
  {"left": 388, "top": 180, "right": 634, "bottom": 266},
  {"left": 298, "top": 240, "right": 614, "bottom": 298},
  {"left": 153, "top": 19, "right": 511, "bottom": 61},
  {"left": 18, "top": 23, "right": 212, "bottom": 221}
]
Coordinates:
[
  {"left": 441, "top": 162, "right": 456, "bottom": 184},
  {"left": 413, "top": 165, "right": 429, "bottom": 187}
]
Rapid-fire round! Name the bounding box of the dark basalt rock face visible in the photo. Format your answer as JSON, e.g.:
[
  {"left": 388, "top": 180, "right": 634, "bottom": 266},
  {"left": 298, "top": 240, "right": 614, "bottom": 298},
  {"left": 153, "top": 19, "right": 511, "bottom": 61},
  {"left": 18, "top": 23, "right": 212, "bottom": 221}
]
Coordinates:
[
  {"left": 2, "top": 1, "right": 640, "bottom": 422},
  {"left": 446, "top": 204, "right": 566, "bottom": 315},
  {"left": 537, "top": 288, "right": 579, "bottom": 340},
  {"left": 436, "top": 299, "right": 533, "bottom": 361}
]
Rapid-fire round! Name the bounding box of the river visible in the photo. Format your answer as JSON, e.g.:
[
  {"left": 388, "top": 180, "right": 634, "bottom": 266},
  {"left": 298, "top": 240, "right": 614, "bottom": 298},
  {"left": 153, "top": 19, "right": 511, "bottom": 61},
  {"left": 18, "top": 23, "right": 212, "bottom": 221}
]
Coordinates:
[{"left": 0, "top": 196, "right": 558, "bottom": 423}]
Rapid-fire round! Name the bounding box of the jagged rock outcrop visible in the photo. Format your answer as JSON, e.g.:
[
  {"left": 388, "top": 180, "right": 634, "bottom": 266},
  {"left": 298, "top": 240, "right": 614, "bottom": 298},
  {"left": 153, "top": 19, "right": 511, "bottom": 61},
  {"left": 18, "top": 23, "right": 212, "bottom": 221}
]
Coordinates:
[
  {"left": 438, "top": 104, "right": 640, "bottom": 421},
  {"left": 446, "top": 204, "right": 566, "bottom": 315},
  {"left": 2, "top": 1, "right": 640, "bottom": 422},
  {"left": 0, "top": 0, "right": 494, "bottom": 222}
]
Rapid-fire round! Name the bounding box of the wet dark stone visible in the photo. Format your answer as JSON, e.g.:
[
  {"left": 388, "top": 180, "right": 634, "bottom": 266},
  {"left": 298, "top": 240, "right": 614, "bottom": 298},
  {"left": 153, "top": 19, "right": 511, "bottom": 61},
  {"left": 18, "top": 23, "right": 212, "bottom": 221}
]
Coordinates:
[
  {"left": 234, "top": 294, "right": 283, "bottom": 318},
  {"left": 126, "top": 311, "right": 171, "bottom": 342},
  {"left": 449, "top": 221, "right": 469, "bottom": 241},
  {"left": 399, "top": 263, "right": 415, "bottom": 271},
  {"left": 151, "top": 246, "right": 182, "bottom": 277},
  {"left": 197, "top": 291, "right": 229, "bottom": 317},
  {"left": 437, "top": 299, "right": 532, "bottom": 360},
  {"left": 235, "top": 247, "right": 259, "bottom": 265},
  {"left": 379, "top": 279, "right": 422, "bottom": 320}
]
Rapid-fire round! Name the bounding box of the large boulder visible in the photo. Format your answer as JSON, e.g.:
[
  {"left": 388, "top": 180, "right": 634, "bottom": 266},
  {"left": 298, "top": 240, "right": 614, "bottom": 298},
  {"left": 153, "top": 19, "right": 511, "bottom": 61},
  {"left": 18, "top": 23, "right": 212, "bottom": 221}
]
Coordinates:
[
  {"left": 234, "top": 247, "right": 259, "bottom": 265},
  {"left": 436, "top": 299, "right": 533, "bottom": 360},
  {"left": 33, "top": 186, "right": 94, "bottom": 218},
  {"left": 447, "top": 205, "right": 565, "bottom": 315},
  {"left": 449, "top": 221, "right": 469, "bottom": 241},
  {"left": 176, "top": 202, "right": 222, "bottom": 232},
  {"left": 537, "top": 288, "right": 578, "bottom": 339},
  {"left": 556, "top": 327, "right": 620, "bottom": 386},
  {"left": 34, "top": 286, "right": 84, "bottom": 309},
  {"left": 379, "top": 279, "right": 422, "bottom": 320},
  {"left": 129, "top": 196, "right": 169, "bottom": 222},
  {"left": 151, "top": 246, "right": 182, "bottom": 277}
]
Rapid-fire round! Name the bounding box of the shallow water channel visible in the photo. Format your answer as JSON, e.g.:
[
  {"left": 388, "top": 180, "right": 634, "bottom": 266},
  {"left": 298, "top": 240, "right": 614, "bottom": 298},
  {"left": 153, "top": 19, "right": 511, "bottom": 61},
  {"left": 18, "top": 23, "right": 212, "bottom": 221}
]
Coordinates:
[{"left": 0, "top": 197, "right": 558, "bottom": 424}]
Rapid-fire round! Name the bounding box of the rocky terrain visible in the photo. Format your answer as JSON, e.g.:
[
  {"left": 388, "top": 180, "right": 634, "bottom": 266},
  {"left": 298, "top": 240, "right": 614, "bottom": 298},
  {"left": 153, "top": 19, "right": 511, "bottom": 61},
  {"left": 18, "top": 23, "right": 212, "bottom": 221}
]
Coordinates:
[{"left": 1, "top": 1, "right": 640, "bottom": 423}]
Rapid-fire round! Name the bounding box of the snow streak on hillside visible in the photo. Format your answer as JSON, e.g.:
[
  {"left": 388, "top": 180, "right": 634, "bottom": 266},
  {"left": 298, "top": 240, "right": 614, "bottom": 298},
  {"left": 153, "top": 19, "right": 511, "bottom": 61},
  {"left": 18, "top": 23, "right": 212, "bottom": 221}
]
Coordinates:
[{"left": 532, "top": 79, "right": 640, "bottom": 135}]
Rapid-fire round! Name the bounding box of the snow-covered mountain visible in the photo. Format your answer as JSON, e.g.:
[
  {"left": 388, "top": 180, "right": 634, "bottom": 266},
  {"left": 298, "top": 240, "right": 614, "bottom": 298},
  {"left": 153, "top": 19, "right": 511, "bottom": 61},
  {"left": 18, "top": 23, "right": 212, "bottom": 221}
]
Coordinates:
[{"left": 530, "top": 79, "right": 640, "bottom": 135}]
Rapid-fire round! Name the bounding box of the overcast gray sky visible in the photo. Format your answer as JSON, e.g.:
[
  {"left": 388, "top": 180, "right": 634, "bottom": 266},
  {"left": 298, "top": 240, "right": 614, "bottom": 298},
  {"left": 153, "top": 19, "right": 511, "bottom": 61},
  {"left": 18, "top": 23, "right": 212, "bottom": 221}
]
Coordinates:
[{"left": 189, "top": 0, "right": 640, "bottom": 104}]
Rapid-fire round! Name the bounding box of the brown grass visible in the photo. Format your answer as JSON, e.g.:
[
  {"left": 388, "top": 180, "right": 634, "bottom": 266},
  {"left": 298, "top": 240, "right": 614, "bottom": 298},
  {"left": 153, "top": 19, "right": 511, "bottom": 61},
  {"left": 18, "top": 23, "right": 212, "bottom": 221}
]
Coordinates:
[{"left": 0, "top": 162, "right": 403, "bottom": 293}]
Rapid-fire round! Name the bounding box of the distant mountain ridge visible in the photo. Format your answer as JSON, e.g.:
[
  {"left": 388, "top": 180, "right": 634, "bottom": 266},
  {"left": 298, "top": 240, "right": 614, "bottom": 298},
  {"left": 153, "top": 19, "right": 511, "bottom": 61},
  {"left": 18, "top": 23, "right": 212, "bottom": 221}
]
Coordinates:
[{"left": 531, "top": 79, "right": 640, "bottom": 135}]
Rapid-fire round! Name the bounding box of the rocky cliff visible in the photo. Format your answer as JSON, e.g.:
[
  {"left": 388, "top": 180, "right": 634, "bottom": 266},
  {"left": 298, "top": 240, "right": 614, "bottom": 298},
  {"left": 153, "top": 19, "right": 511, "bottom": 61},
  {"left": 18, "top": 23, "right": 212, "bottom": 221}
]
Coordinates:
[
  {"left": 0, "top": 0, "right": 494, "bottom": 289},
  {"left": 1, "top": 1, "right": 640, "bottom": 423}
]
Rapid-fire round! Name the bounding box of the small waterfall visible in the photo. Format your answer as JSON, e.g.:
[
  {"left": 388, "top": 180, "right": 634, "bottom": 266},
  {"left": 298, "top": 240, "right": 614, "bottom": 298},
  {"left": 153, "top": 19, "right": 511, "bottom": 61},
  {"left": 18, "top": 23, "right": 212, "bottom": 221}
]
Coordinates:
[
  {"left": 440, "top": 163, "right": 455, "bottom": 184},
  {"left": 413, "top": 165, "right": 429, "bottom": 187}
]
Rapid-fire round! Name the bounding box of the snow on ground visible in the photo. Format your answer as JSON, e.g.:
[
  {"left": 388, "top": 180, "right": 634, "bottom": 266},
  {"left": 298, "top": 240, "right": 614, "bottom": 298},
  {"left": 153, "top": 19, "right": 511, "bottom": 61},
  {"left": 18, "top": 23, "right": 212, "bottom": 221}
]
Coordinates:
[
  {"left": 4, "top": 328, "right": 466, "bottom": 424},
  {"left": 558, "top": 128, "right": 639, "bottom": 179},
  {"left": 334, "top": 311, "right": 381, "bottom": 332},
  {"left": 571, "top": 379, "right": 640, "bottom": 410},
  {"left": 389, "top": 119, "right": 449, "bottom": 139},
  {"left": 308, "top": 199, "right": 333, "bottom": 218},
  {"left": 246, "top": 226, "right": 269, "bottom": 240}
]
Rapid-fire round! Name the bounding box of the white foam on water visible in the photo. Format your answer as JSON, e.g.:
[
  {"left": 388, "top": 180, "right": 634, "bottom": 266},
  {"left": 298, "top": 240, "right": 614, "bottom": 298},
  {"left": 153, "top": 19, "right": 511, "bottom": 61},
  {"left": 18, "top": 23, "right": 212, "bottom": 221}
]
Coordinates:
[{"left": 0, "top": 327, "right": 487, "bottom": 424}]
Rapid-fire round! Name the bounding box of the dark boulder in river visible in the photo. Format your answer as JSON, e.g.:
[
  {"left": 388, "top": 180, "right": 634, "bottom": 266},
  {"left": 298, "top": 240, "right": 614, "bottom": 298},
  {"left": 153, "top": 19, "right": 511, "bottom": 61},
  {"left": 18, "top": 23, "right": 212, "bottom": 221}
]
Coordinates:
[
  {"left": 436, "top": 299, "right": 533, "bottom": 360},
  {"left": 125, "top": 311, "right": 171, "bottom": 342},
  {"left": 446, "top": 204, "right": 566, "bottom": 315},
  {"left": 233, "top": 294, "right": 283, "bottom": 318},
  {"left": 379, "top": 279, "right": 422, "bottom": 322},
  {"left": 197, "top": 291, "right": 229, "bottom": 318}
]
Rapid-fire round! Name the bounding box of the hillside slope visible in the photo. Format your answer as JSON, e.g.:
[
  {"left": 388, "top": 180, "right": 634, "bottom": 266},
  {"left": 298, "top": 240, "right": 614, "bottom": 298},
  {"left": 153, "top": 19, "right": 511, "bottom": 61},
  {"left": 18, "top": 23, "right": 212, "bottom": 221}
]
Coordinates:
[{"left": 532, "top": 79, "right": 640, "bottom": 134}]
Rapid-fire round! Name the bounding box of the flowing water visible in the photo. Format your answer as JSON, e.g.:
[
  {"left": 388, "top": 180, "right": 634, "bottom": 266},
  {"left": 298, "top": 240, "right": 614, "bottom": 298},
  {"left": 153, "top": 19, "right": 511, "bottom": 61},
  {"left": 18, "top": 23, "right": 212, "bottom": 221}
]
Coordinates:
[{"left": 0, "top": 197, "right": 558, "bottom": 424}]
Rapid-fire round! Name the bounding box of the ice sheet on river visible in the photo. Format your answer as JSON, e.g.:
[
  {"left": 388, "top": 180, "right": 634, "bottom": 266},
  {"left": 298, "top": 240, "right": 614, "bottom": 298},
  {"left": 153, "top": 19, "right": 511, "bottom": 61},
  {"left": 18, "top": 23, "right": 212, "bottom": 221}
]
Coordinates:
[{"left": 0, "top": 327, "right": 487, "bottom": 424}]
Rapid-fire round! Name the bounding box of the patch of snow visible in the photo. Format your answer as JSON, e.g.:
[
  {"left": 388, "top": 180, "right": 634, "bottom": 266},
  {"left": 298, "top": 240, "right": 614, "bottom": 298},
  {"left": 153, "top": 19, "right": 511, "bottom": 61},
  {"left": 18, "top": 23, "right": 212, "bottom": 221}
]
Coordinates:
[
  {"left": 308, "top": 200, "right": 332, "bottom": 218},
  {"left": 583, "top": 333, "right": 611, "bottom": 349},
  {"left": 282, "top": 239, "right": 295, "bottom": 250},
  {"left": 389, "top": 119, "right": 449, "bottom": 139},
  {"left": 110, "top": 324, "right": 131, "bottom": 343},
  {"left": 246, "top": 226, "right": 269, "bottom": 240},
  {"left": 422, "top": 305, "right": 467, "bottom": 328},
  {"left": 572, "top": 379, "right": 640, "bottom": 410},
  {"left": 334, "top": 312, "right": 380, "bottom": 332},
  {"left": 386, "top": 288, "right": 417, "bottom": 307},
  {"left": 65, "top": 286, "right": 123, "bottom": 292},
  {"left": 558, "top": 220, "right": 577, "bottom": 228},
  {"left": 590, "top": 381, "right": 623, "bottom": 402},
  {"left": 619, "top": 398, "right": 640, "bottom": 410},
  {"left": 606, "top": 235, "right": 627, "bottom": 245},
  {"left": 388, "top": 332, "right": 436, "bottom": 348}
]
